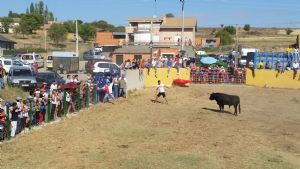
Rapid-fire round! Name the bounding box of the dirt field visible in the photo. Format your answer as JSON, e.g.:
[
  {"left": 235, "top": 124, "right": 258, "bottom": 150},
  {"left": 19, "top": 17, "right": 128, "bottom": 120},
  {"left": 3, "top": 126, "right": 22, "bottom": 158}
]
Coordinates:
[{"left": 0, "top": 85, "right": 300, "bottom": 169}]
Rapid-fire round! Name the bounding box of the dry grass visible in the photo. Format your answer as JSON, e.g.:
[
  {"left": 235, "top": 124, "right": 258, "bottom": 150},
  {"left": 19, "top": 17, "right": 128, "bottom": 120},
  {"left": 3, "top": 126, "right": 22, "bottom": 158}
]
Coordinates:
[
  {"left": 0, "top": 85, "right": 299, "bottom": 169},
  {"left": 0, "top": 87, "right": 28, "bottom": 101}
]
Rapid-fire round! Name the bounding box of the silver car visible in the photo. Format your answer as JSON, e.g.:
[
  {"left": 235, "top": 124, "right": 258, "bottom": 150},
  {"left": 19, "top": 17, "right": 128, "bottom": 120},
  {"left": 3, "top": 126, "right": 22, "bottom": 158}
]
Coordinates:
[{"left": 7, "top": 66, "right": 37, "bottom": 88}]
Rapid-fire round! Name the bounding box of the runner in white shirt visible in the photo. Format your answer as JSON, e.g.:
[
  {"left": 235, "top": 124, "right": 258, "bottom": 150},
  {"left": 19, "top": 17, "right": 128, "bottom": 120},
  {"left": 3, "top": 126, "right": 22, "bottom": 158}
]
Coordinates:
[{"left": 155, "top": 80, "right": 168, "bottom": 104}]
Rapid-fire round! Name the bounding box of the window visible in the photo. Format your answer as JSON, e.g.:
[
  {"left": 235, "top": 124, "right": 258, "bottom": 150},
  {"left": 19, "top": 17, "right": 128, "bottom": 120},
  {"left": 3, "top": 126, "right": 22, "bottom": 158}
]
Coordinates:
[
  {"left": 13, "top": 61, "right": 23, "bottom": 66},
  {"left": 134, "top": 55, "right": 142, "bottom": 60},
  {"left": 22, "top": 55, "right": 33, "bottom": 60},
  {"left": 13, "top": 69, "right": 32, "bottom": 76},
  {"left": 164, "top": 37, "right": 171, "bottom": 40},
  {"left": 4, "top": 60, "right": 12, "bottom": 65},
  {"left": 98, "top": 63, "right": 110, "bottom": 68}
]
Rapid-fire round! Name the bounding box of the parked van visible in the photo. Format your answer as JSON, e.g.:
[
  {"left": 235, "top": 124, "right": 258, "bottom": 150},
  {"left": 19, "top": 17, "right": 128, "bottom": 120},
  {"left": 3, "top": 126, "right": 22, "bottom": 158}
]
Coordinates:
[
  {"left": 240, "top": 48, "right": 259, "bottom": 66},
  {"left": 46, "top": 55, "right": 53, "bottom": 70},
  {"left": 16, "top": 53, "right": 44, "bottom": 68}
]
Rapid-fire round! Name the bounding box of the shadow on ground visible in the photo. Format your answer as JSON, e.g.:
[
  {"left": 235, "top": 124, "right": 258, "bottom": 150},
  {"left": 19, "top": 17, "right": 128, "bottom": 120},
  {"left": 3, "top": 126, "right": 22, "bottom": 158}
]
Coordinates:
[{"left": 202, "top": 107, "right": 234, "bottom": 116}]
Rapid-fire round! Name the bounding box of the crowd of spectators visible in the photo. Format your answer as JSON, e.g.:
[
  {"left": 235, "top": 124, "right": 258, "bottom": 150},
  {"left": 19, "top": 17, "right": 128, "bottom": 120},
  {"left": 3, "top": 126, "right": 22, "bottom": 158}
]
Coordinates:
[{"left": 0, "top": 72, "right": 128, "bottom": 141}]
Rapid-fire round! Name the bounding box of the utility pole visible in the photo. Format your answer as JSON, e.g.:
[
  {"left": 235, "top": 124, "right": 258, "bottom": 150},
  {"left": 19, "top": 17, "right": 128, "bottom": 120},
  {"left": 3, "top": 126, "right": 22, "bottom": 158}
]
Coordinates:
[
  {"left": 235, "top": 24, "right": 239, "bottom": 66},
  {"left": 75, "top": 20, "right": 79, "bottom": 57},
  {"left": 44, "top": 26, "right": 47, "bottom": 51},
  {"left": 180, "top": 0, "right": 185, "bottom": 51}
]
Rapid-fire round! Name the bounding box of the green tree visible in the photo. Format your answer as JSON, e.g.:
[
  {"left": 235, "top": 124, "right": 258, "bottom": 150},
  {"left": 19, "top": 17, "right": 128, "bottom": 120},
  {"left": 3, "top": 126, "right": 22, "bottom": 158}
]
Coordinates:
[
  {"left": 165, "top": 13, "right": 174, "bottom": 17},
  {"left": 38, "top": 1, "right": 44, "bottom": 15},
  {"left": 220, "top": 24, "right": 224, "bottom": 28},
  {"left": 48, "top": 23, "right": 68, "bottom": 46},
  {"left": 223, "top": 26, "right": 236, "bottom": 35},
  {"left": 113, "top": 26, "right": 125, "bottom": 32},
  {"left": 286, "top": 28, "right": 293, "bottom": 35},
  {"left": 8, "top": 11, "right": 13, "bottom": 17},
  {"left": 48, "top": 12, "right": 54, "bottom": 21},
  {"left": 244, "top": 24, "right": 250, "bottom": 31},
  {"left": 216, "top": 30, "right": 234, "bottom": 45},
  {"left": 20, "top": 13, "right": 43, "bottom": 34},
  {"left": 30, "top": 3, "right": 35, "bottom": 13},
  {"left": 63, "top": 21, "right": 76, "bottom": 33},
  {"left": 0, "top": 17, "right": 13, "bottom": 33},
  {"left": 79, "top": 23, "right": 96, "bottom": 42}
]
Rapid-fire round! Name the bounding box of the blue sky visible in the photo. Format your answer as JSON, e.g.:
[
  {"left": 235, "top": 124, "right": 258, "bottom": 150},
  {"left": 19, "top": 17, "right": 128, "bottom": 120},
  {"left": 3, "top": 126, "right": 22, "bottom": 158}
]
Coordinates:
[{"left": 1, "top": 0, "right": 300, "bottom": 27}]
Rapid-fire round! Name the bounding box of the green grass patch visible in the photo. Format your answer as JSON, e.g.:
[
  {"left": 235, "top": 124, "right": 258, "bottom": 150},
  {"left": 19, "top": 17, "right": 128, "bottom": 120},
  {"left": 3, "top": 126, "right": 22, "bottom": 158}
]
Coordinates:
[
  {"left": 247, "top": 151, "right": 298, "bottom": 169},
  {"left": 119, "top": 152, "right": 219, "bottom": 169}
]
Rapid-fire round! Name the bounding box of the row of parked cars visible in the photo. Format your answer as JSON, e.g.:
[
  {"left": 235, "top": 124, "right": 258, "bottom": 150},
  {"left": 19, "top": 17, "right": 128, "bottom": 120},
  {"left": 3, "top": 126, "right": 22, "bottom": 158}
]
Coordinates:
[
  {"left": 6, "top": 66, "right": 64, "bottom": 89},
  {"left": 0, "top": 52, "right": 64, "bottom": 90}
]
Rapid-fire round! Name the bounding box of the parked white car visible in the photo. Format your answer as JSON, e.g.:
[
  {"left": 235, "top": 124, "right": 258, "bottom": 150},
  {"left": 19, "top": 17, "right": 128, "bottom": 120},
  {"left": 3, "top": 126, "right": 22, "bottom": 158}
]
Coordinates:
[
  {"left": 92, "top": 62, "right": 120, "bottom": 74},
  {"left": 0, "top": 57, "right": 32, "bottom": 73}
]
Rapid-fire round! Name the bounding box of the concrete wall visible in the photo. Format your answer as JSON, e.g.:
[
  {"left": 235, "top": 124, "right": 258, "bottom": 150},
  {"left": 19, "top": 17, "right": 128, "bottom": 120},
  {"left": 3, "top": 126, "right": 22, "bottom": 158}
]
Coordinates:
[
  {"left": 144, "top": 68, "right": 190, "bottom": 87},
  {"left": 246, "top": 69, "right": 300, "bottom": 89},
  {"left": 124, "top": 69, "right": 144, "bottom": 91}
]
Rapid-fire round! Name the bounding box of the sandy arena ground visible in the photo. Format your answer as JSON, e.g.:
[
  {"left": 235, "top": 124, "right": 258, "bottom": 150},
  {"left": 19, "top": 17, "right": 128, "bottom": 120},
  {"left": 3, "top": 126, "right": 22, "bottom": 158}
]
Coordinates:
[{"left": 0, "top": 84, "right": 299, "bottom": 169}]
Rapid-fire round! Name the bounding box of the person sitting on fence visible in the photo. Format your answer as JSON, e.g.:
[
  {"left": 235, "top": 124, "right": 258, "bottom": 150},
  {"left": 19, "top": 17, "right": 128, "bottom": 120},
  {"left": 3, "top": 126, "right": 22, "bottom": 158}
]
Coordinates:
[
  {"left": 0, "top": 108, "right": 6, "bottom": 141},
  {"left": 292, "top": 60, "right": 299, "bottom": 80},
  {"left": 286, "top": 61, "right": 292, "bottom": 71},
  {"left": 145, "top": 59, "right": 151, "bottom": 75},
  {"left": 249, "top": 59, "right": 255, "bottom": 78},
  {"left": 265, "top": 61, "right": 271, "bottom": 69},
  {"left": 257, "top": 60, "right": 264, "bottom": 69},
  {"left": 275, "top": 60, "right": 283, "bottom": 77}
]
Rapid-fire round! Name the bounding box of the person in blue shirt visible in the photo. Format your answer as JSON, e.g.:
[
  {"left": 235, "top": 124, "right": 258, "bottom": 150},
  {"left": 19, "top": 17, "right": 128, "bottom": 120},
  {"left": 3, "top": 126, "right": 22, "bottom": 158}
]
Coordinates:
[{"left": 167, "top": 58, "right": 173, "bottom": 78}]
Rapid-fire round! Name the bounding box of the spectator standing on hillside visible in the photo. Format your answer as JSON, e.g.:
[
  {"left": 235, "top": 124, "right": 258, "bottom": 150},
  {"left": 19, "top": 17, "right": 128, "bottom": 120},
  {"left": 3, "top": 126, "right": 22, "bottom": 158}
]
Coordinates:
[
  {"left": 66, "top": 75, "right": 72, "bottom": 83},
  {"left": 292, "top": 60, "right": 299, "bottom": 80},
  {"left": 103, "top": 81, "right": 115, "bottom": 104},
  {"left": 11, "top": 102, "right": 20, "bottom": 137},
  {"left": 34, "top": 62, "right": 39, "bottom": 73},
  {"left": 119, "top": 75, "right": 127, "bottom": 98},
  {"left": 0, "top": 64, "right": 5, "bottom": 89}
]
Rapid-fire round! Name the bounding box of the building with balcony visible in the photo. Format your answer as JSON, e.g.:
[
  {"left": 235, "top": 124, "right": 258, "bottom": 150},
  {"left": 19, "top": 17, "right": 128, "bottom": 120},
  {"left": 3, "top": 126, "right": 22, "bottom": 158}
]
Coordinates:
[{"left": 125, "top": 16, "right": 197, "bottom": 46}]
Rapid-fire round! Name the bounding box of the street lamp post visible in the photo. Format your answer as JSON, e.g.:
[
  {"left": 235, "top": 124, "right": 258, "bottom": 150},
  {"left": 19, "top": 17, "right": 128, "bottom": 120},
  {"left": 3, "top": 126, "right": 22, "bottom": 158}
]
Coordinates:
[{"left": 149, "top": 41, "right": 153, "bottom": 59}]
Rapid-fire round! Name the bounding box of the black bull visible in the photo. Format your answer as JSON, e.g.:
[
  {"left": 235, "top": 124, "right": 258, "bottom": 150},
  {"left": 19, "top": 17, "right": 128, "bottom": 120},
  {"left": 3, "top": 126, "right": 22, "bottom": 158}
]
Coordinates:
[{"left": 209, "top": 93, "right": 241, "bottom": 116}]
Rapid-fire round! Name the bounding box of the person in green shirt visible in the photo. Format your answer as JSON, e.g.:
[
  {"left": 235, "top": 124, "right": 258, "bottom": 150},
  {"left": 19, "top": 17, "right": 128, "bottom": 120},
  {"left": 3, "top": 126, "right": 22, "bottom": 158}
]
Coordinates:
[{"left": 257, "top": 60, "right": 264, "bottom": 69}]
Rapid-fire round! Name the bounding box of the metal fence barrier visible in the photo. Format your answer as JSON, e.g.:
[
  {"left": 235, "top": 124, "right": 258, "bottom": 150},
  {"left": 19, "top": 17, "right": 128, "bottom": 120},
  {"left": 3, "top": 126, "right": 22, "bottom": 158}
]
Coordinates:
[
  {"left": 191, "top": 70, "right": 246, "bottom": 84},
  {"left": 0, "top": 83, "right": 125, "bottom": 142}
]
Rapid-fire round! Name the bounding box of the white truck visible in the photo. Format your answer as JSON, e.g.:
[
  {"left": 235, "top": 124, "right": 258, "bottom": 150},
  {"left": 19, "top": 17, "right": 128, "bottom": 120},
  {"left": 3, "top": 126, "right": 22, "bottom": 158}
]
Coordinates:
[{"left": 240, "top": 48, "right": 259, "bottom": 66}]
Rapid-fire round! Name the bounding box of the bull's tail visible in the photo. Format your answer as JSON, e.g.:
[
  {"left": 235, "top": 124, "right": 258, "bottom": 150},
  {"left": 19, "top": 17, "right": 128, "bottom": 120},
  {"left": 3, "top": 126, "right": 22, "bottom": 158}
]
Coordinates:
[{"left": 239, "top": 103, "right": 241, "bottom": 113}]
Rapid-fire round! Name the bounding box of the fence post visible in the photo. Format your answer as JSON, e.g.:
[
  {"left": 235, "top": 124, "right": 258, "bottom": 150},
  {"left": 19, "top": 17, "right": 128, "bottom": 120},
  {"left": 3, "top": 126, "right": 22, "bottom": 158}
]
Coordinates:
[
  {"left": 28, "top": 100, "right": 33, "bottom": 130},
  {"left": 94, "top": 85, "right": 97, "bottom": 104},
  {"left": 5, "top": 105, "right": 11, "bottom": 140},
  {"left": 63, "top": 90, "right": 67, "bottom": 116},
  {"left": 77, "top": 86, "right": 81, "bottom": 110},
  {"left": 86, "top": 84, "right": 89, "bottom": 108},
  {"left": 47, "top": 95, "right": 52, "bottom": 122}
]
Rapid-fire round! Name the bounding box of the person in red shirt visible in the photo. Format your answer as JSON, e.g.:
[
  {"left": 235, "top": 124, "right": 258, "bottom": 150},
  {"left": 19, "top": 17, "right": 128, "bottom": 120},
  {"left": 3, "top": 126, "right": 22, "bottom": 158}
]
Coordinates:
[{"left": 34, "top": 62, "right": 39, "bottom": 73}]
